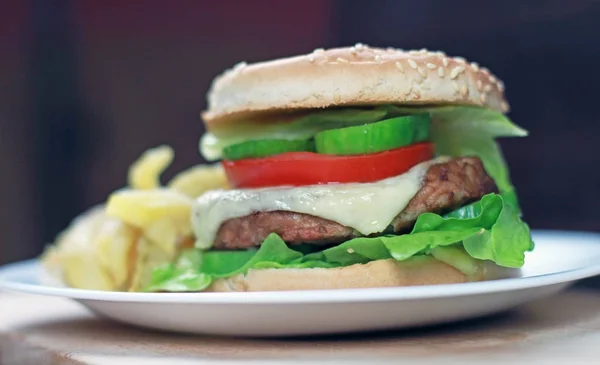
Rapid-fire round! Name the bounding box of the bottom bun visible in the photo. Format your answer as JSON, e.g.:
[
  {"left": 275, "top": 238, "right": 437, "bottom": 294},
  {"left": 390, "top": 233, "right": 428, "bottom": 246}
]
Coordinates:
[{"left": 207, "top": 257, "right": 521, "bottom": 292}]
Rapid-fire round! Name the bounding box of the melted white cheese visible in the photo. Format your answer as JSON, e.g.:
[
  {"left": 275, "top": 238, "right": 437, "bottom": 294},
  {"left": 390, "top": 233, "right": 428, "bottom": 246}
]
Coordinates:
[{"left": 192, "top": 158, "right": 448, "bottom": 248}]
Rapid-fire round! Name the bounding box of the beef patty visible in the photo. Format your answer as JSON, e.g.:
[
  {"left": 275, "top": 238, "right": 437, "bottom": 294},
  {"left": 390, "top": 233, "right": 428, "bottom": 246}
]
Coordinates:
[{"left": 214, "top": 157, "right": 497, "bottom": 249}]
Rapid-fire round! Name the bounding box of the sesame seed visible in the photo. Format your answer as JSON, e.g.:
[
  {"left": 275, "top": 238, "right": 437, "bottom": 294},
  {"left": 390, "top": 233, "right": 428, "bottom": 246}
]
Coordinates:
[
  {"left": 408, "top": 50, "right": 421, "bottom": 56},
  {"left": 488, "top": 75, "right": 497, "bottom": 84},
  {"left": 450, "top": 66, "right": 465, "bottom": 79},
  {"left": 480, "top": 93, "right": 488, "bottom": 103},
  {"left": 435, "top": 51, "right": 446, "bottom": 58},
  {"left": 497, "top": 81, "right": 505, "bottom": 92},
  {"left": 313, "top": 48, "right": 324, "bottom": 53},
  {"left": 460, "top": 85, "right": 468, "bottom": 96},
  {"left": 337, "top": 57, "right": 349, "bottom": 63},
  {"left": 417, "top": 66, "right": 427, "bottom": 78},
  {"left": 470, "top": 62, "right": 479, "bottom": 71},
  {"left": 454, "top": 57, "right": 466, "bottom": 64},
  {"left": 437, "top": 67, "right": 445, "bottom": 78},
  {"left": 407, "top": 59, "right": 418, "bottom": 69},
  {"left": 347, "top": 248, "right": 355, "bottom": 254},
  {"left": 426, "top": 63, "right": 437, "bottom": 69},
  {"left": 484, "top": 84, "right": 492, "bottom": 92},
  {"left": 395, "top": 61, "right": 405, "bottom": 73},
  {"left": 413, "top": 90, "right": 421, "bottom": 100},
  {"left": 354, "top": 43, "right": 364, "bottom": 49},
  {"left": 375, "top": 54, "right": 381, "bottom": 62},
  {"left": 477, "top": 80, "right": 483, "bottom": 91},
  {"left": 452, "top": 82, "right": 460, "bottom": 92},
  {"left": 481, "top": 67, "right": 490, "bottom": 75},
  {"left": 334, "top": 93, "right": 341, "bottom": 103},
  {"left": 233, "top": 61, "right": 247, "bottom": 71},
  {"left": 419, "top": 48, "right": 428, "bottom": 54},
  {"left": 308, "top": 55, "right": 315, "bottom": 63},
  {"left": 442, "top": 58, "right": 449, "bottom": 67},
  {"left": 404, "top": 83, "right": 413, "bottom": 96}
]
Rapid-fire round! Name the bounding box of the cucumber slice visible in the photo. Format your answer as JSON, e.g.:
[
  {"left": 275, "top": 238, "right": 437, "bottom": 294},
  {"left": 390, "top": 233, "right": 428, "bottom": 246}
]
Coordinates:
[
  {"left": 314, "top": 114, "right": 430, "bottom": 155},
  {"left": 222, "top": 139, "right": 315, "bottom": 160}
]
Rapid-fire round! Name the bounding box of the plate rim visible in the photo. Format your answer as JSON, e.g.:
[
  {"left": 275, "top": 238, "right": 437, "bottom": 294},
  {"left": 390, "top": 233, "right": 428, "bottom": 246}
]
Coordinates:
[{"left": 2, "top": 229, "right": 600, "bottom": 304}]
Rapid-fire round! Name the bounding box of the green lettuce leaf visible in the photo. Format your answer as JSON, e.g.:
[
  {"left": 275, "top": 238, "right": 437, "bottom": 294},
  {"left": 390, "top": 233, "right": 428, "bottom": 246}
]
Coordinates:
[
  {"left": 411, "top": 193, "right": 534, "bottom": 267},
  {"left": 144, "top": 250, "right": 212, "bottom": 292},
  {"left": 145, "top": 193, "right": 532, "bottom": 292},
  {"left": 303, "top": 237, "right": 392, "bottom": 266},
  {"left": 429, "top": 107, "right": 526, "bottom": 211},
  {"left": 208, "top": 234, "right": 305, "bottom": 277},
  {"left": 144, "top": 234, "right": 333, "bottom": 292},
  {"left": 429, "top": 246, "right": 481, "bottom": 276},
  {"left": 461, "top": 202, "right": 534, "bottom": 267}
]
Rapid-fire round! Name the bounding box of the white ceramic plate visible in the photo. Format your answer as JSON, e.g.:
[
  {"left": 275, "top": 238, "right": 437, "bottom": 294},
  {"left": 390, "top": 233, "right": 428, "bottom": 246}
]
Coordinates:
[{"left": 2, "top": 230, "right": 600, "bottom": 337}]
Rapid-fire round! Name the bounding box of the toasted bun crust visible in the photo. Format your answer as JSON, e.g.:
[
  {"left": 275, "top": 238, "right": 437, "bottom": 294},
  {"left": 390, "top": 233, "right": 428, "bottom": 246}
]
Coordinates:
[
  {"left": 203, "top": 45, "right": 509, "bottom": 129},
  {"left": 207, "top": 257, "right": 520, "bottom": 292}
]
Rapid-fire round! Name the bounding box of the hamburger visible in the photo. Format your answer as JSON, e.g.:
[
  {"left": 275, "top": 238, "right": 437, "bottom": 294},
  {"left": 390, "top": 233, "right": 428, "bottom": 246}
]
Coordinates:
[{"left": 146, "top": 45, "right": 534, "bottom": 292}]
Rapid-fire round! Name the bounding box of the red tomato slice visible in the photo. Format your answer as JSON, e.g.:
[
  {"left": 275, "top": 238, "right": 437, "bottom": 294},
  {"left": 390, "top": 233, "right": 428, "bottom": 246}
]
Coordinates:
[{"left": 223, "top": 142, "right": 434, "bottom": 189}]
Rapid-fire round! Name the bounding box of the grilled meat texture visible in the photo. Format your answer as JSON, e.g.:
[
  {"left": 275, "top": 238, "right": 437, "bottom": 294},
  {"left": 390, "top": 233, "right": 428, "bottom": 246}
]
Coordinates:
[
  {"left": 214, "top": 157, "right": 497, "bottom": 249},
  {"left": 391, "top": 156, "right": 498, "bottom": 231},
  {"left": 216, "top": 211, "right": 354, "bottom": 249}
]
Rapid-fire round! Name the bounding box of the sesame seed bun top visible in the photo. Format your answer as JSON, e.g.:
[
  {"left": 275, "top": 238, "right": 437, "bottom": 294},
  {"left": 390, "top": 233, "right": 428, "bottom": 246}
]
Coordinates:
[{"left": 202, "top": 44, "right": 509, "bottom": 129}]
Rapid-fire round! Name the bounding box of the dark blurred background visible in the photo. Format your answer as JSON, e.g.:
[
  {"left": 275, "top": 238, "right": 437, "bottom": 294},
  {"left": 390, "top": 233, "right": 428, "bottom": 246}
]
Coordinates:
[{"left": 1, "top": 0, "right": 599, "bottom": 265}]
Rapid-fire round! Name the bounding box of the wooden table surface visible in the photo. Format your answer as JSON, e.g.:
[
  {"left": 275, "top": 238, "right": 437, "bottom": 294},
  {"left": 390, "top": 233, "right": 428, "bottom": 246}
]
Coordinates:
[{"left": 2, "top": 281, "right": 600, "bottom": 364}]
